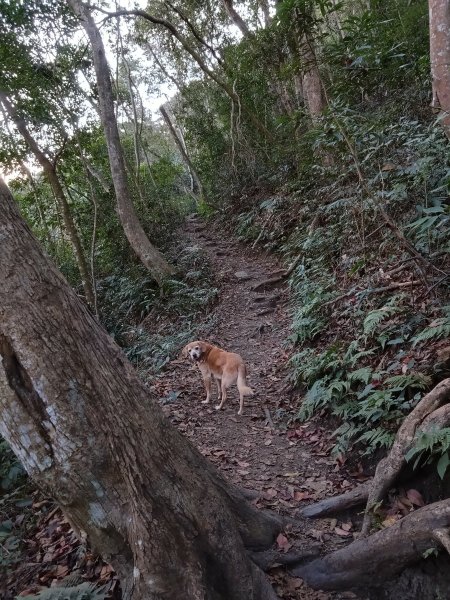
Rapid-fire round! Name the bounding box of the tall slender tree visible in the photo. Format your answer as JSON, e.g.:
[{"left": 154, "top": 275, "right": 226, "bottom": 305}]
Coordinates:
[
  {"left": 67, "top": 0, "right": 175, "bottom": 285},
  {"left": 0, "top": 92, "right": 95, "bottom": 307}
]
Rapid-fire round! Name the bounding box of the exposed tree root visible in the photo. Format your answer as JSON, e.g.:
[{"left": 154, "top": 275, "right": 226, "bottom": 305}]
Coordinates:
[
  {"left": 249, "top": 546, "right": 321, "bottom": 570},
  {"left": 250, "top": 562, "right": 280, "bottom": 600},
  {"left": 251, "top": 255, "right": 303, "bottom": 292},
  {"left": 298, "top": 380, "right": 450, "bottom": 544},
  {"left": 361, "top": 378, "right": 450, "bottom": 534},
  {"left": 294, "top": 498, "right": 450, "bottom": 591},
  {"left": 300, "top": 483, "right": 370, "bottom": 518}
]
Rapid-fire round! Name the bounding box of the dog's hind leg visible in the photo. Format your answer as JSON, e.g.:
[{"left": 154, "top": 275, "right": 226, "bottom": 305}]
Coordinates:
[
  {"left": 238, "top": 390, "right": 244, "bottom": 416},
  {"left": 215, "top": 379, "right": 229, "bottom": 411},
  {"left": 215, "top": 377, "right": 222, "bottom": 402},
  {"left": 237, "top": 365, "right": 253, "bottom": 416}
]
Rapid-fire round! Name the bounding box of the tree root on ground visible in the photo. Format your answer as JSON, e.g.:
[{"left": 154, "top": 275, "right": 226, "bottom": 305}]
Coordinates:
[
  {"left": 249, "top": 545, "right": 321, "bottom": 570},
  {"left": 301, "top": 380, "right": 450, "bottom": 533},
  {"left": 361, "top": 378, "right": 450, "bottom": 534},
  {"left": 286, "top": 379, "right": 450, "bottom": 593},
  {"left": 299, "top": 483, "right": 370, "bottom": 518},
  {"left": 294, "top": 498, "right": 450, "bottom": 591}
]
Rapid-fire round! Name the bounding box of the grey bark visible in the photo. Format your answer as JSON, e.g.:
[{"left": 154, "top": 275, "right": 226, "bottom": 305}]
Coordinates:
[
  {"left": 259, "top": 0, "right": 272, "bottom": 27},
  {"left": 301, "top": 35, "right": 326, "bottom": 119},
  {"left": 0, "top": 178, "right": 283, "bottom": 600},
  {"left": 300, "top": 483, "right": 370, "bottom": 518},
  {"left": 67, "top": 0, "right": 175, "bottom": 285},
  {"left": 222, "top": 0, "right": 251, "bottom": 36},
  {"left": 160, "top": 104, "right": 205, "bottom": 198},
  {"left": 429, "top": 0, "right": 450, "bottom": 136}
]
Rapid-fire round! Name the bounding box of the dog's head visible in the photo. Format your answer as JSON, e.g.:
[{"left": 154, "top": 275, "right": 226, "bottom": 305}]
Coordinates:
[{"left": 181, "top": 340, "right": 210, "bottom": 362}]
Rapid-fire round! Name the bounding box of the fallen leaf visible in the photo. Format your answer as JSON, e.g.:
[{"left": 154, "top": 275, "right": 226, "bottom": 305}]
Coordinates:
[
  {"left": 406, "top": 488, "right": 425, "bottom": 507},
  {"left": 286, "top": 577, "right": 303, "bottom": 591},
  {"left": 334, "top": 527, "right": 351, "bottom": 537},
  {"left": 264, "top": 439, "right": 272, "bottom": 446},
  {"left": 381, "top": 515, "right": 401, "bottom": 528},
  {"left": 264, "top": 488, "right": 278, "bottom": 499},
  {"left": 276, "top": 533, "right": 292, "bottom": 552},
  {"left": 54, "top": 565, "right": 69, "bottom": 578},
  {"left": 293, "top": 491, "right": 313, "bottom": 501}
]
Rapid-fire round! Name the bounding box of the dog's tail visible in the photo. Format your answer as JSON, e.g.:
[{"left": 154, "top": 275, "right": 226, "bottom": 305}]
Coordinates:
[{"left": 237, "top": 364, "right": 254, "bottom": 396}]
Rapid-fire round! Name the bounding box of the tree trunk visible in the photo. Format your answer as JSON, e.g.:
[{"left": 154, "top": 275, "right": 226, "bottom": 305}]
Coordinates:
[
  {"left": 259, "top": 0, "right": 272, "bottom": 27},
  {"left": 0, "top": 178, "right": 283, "bottom": 600},
  {"left": 67, "top": 0, "right": 175, "bottom": 285},
  {"left": 0, "top": 92, "right": 95, "bottom": 307},
  {"left": 301, "top": 35, "right": 326, "bottom": 120},
  {"left": 222, "top": 0, "right": 251, "bottom": 37},
  {"left": 160, "top": 104, "right": 206, "bottom": 199},
  {"left": 429, "top": 0, "right": 450, "bottom": 136}
]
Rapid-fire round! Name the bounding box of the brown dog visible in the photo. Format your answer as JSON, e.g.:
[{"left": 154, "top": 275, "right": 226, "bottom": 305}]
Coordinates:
[{"left": 182, "top": 340, "right": 253, "bottom": 415}]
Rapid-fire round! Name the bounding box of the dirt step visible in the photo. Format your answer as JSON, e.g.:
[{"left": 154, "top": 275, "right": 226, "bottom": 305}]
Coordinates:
[
  {"left": 255, "top": 307, "right": 275, "bottom": 316},
  {"left": 234, "top": 270, "right": 253, "bottom": 281},
  {"left": 252, "top": 294, "right": 281, "bottom": 304},
  {"left": 251, "top": 278, "right": 286, "bottom": 293}
]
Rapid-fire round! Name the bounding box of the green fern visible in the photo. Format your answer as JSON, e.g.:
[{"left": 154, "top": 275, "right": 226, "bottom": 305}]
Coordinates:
[
  {"left": 406, "top": 428, "right": 450, "bottom": 478},
  {"left": 412, "top": 317, "right": 450, "bottom": 347},
  {"left": 357, "top": 427, "right": 395, "bottom": 452},
  {"left": 363, "top": 296, "right": 404, "bottom": 337},
  {"left": 298, "top": 379, "right": 332, "bottom": 419},
  {"left": 17, "top": 583, "right": 107, "bottom": 600},
  {"left": 347, "top": 367, "right": 373, "bottom": 384},
  {"left": 383, "top": 372, "right": 431, "bottom": 390}
]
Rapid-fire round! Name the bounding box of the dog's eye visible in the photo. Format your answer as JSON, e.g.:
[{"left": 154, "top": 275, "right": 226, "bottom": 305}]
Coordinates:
[{"left": 195, "top": 346, "right": 199, "bottom": 350}]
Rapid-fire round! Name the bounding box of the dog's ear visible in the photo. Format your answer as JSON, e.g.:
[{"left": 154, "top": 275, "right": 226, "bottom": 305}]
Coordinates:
[
  {"left": 199, "top": 341, "right": 211, "bottom": 356},
  {"left": 180, "top": 344, "right": 190, "bottom": 358}
]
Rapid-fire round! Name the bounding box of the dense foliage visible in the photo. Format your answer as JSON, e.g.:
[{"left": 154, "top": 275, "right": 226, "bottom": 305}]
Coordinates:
[{"left": 0, "top": 0, "right": 449, "bottom": 478}]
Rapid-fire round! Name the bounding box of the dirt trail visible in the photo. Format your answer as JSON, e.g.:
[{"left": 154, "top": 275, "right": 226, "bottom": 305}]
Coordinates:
[{"left": 155, "top": 216, "right": 361, "bottom": 600}]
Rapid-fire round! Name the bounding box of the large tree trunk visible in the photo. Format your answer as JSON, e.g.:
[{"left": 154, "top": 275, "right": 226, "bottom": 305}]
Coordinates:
[
  {"left": 429, "top": 0, "right": 450, "bottom": 136},
  {"left": 67, "top": 0, "right": 175, "bottom": 285},
  {"left": 0, "top": 178, "right": 282, "bottom": 600},
  {"left": 0, "top": 92, "right": 95, "bottom": 307}
]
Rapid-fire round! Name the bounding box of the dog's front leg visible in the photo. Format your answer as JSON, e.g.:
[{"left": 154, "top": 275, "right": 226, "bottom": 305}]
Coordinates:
[{"left": 200, "top": 370, "right": 212, "bottom": 404}]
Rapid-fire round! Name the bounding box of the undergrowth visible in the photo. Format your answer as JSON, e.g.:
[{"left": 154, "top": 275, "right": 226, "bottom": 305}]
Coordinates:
[
  {"left": 98, "top": 241, "right": 218, "bottom": 377},
  {"left": 234, "top": 111, "right": 450, "bottom": 458},
  {"left": 0, "top": 439, "right": 31, "bottom": 575}
]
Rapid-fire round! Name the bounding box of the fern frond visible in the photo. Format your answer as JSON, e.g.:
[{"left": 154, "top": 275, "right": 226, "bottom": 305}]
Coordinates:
[
  {"left": 383, "top": 372, "right": 431, "bottom": 390},
  {"left": 412, "top": 318, "right": 450, "bottom": 347},
  {"left": 363, "top": 296, "right": 404, "bottom": 337},
  {"left": 348, "top": 367, "right": 373, "bottom": 384},
  {"left": 18, "top": 582, "right": 107, "bottom": 600}
]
